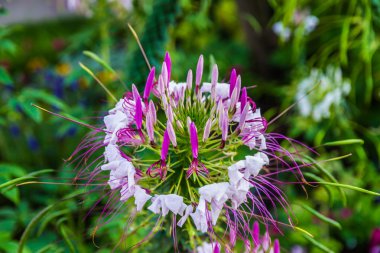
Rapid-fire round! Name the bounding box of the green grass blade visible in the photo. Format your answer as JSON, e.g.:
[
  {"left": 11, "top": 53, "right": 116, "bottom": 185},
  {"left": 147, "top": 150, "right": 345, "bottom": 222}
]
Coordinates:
[
  {"left": 299, "top": 203, "right": 342, "bottom": 230},
  {"left": 303, "top": 234, "right": 334, "bottom": 253},
  {"left": 323, "top": 139, "right": 364, "bottom": 146}
]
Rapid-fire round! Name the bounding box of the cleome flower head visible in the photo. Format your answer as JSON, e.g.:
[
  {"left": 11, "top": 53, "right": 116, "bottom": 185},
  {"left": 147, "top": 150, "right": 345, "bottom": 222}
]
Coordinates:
[{"left": 73, "top": 52, "right": 310, "bottom": 252}]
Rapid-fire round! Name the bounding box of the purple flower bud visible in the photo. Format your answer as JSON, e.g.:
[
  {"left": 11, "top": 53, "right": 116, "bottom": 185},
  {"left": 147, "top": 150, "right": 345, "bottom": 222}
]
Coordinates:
[
  {"left": 132, "top": 84, "right": 143, "bottom": 129},
  {"left": 230, "top": 225, "right": 237, "bottom": 247},
  {"left": 230, "top": 86, "right": 239, "bottom": 110},
  {"left": 166, "top": 105, "right": 174, "bottom": 122},
  {"left": 186, "top": 69, "right": 193, "bottom": 91},
  {"left": 149, "top": 100, "right": 156, "bottom": 124},
  {"left": 146, "top": 112, "right": 155, "bottom": 143},
  {"left": 176, "top": 120, "right": 184, "bottom": 130},
  {"left": 190, "top": 122, "right": 198, "bottom": 159},
  {"left": 213, "top": 243, "right": 220, "bottom": 253},
  {"left": 203, "top": 119, "right": 212, "bottom": 142},
  {"left": 211, "top": 64, "right": 218, "bottom": 99},
  {"left": 217, "top": 100, "right": 224, "bottom": 129},
  {"left": 162, "top": 62, "right": 168, "bottom": 87},
  {"left": 240, "top": 87, "right": 247, "bottom": 113},
  {"left": 236, "top": 75, "right": 241, "bottom": 98},
  {"left": 238, "top": 103, "right": 249, "bottom": 130},
  {"left": 252, "top": 221, "right": 260, "bottom": 246},
  {"left": 196, "top": 55, "right": 204, "bottom": 93},
  {"left": 158, "top": 75, "right": 165, "bottom": 95},
  {"left": 186, "top": 117, "right": 192, "bottom": 133},
  {"left": 164, "top": 52, "right": 171, "bottom": 81},
  {"left": 143, "top": 67, "right": 155, "bottom": 102},
  {"left": 273, "top": 239, "right": 280, "bottom": 253},
  {"left": 262, "top": 232, "right": 271, "bottom": 251},
  {"left": 229, "top": 68, "right": 237, "bottom": 96},
  {"left": 167, "top": 121, "right": 177, "bottom": 147},
  {"left": 161, "top": 130, "right": 170, "bottom": 160},
  {"left": 221, "top": 110, "right": 228, "bottom": 141}
]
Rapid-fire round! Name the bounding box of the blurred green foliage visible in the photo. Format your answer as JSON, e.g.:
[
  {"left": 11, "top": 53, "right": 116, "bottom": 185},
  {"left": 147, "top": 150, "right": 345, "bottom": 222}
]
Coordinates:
[{"left": 0, "top": 0, "right": 379, "bottom": 252}]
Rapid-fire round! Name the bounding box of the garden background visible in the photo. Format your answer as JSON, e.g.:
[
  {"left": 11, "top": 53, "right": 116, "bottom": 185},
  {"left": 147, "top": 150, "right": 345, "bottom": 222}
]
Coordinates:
[{"left": 0, "top": 0, "right": 379, "bottom": 252}]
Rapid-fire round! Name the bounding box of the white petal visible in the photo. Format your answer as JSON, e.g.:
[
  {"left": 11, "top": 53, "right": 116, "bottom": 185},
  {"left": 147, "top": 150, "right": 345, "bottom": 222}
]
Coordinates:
[
  {"left": 134, "top": 186, "right": 151, "bottom": 211},
  {"left": 177, "top": 205, "right": 193, "bottom": 227},
  {"left": 199, "top": 182, "right": 229, "bottom": 203},
  {"left": 245, "top": 153, "right": 269, "bottom": 177}
]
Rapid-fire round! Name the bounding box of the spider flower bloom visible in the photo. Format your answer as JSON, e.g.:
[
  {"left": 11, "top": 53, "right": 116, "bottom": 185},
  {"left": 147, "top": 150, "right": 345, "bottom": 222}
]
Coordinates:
[{"left": 75, "top": 53, "right": 309, "bottom": 252}]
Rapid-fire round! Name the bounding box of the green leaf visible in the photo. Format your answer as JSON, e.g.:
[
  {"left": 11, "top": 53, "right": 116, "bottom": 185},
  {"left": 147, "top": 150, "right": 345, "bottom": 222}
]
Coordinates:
[
  {"left": 83, "top": 50, "right": 116, "bottom": 73},
  {"left": 59, "top": 224, "right": 76, "bottom": 253},
  {"left": 0, "top": 67, "right": 13, "bottom": 86},
  {"left": 303, "top": 234, "right": 334, "bottom": 253},
  {"left": 0, "top": 164, "right": 26, "bottom": 177},
  {"left": 303, "top": 156, "right": 347, "bottom": 206},
  {"left": 299, "top": 203, "right": 342, "bottom": 230},
  {"left": 323, "top": 139, "right": 364, "bottom": 146},
  {"left": 21, "top": 89, "right": 68, "bottom": 111},
  {"left": 317, "top": 182, "right": 380, "bottom": 196},
  {"left": 18, "top": 204, "right": 55, "bottom": 253},
  {"left": 18, "top": 101, "right": 42, "bottom": 123},
  {"left": 2, "top": 187, "right": 20, "bottom": 204},
  {"left": 0, "top": 169, "right": 53, "bottom": 190}
]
